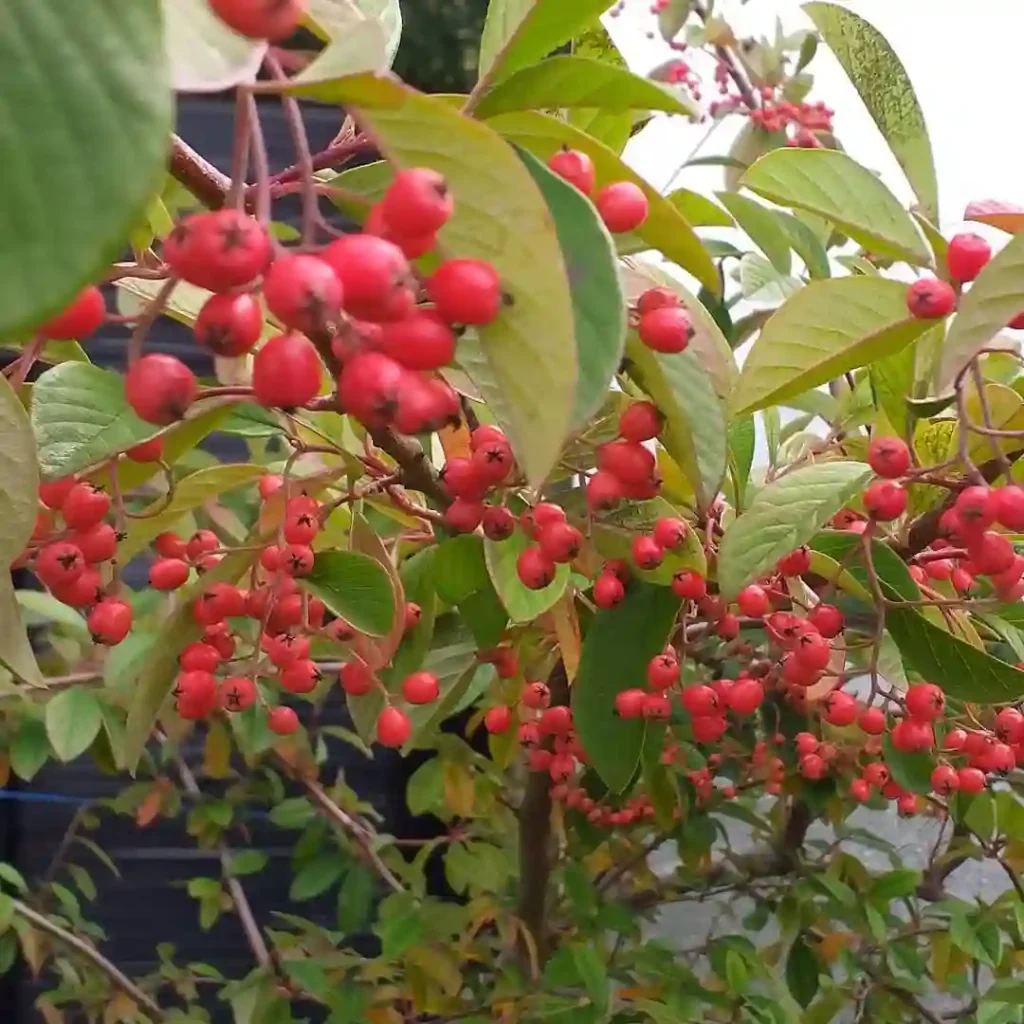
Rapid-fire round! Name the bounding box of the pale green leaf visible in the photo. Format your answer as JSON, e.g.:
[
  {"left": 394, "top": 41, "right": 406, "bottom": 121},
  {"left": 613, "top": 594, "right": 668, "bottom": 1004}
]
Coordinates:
[
  {"left": 0, "top": 375, "right": 39, "bottom": 567},
  {"left": 45, "top": 687, "right": 102, "bottom": 762},
  {"left": 0, "top": 576, "right": 45, "bottom": 687},
  {"left": 717, "top": 192, "right": 792, "bottom": 274},
  {"left": 162, "top": 0, "right": 266, "bottom": 91}
]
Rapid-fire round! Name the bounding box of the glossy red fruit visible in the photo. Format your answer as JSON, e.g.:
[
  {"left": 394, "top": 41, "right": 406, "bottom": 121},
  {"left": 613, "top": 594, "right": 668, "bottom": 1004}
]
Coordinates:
[
  {"left": 38, "top": 478, "right": 76, "bottom": 511},
  {"left": 638, "top": 306, "right": 693, "bottom": 353},
  {"left": 280, "top": 660, "right": 320, "bottom": 695},
  {"left": 338, "top": 351, "right": 404, "bottom": 428},
  {"left": 164, "top": 210, "right": 272, "bottom": 292},
  {"left": 336, "top": 662, "right": 372, "bottom": 698},
  {"left": 376, "top": 706, "right": 412, "bottom": 747},
  {"left": 867, "top": 435, "right": 911, "bottom": 479},
  {"left": 1010, "top": 311, "right": 1024, "bottom": 330},
  {"left": 897, "top": 793, "right": 920, "bottom": 817},
  {"left": 593, "top": 571, "right": 625, "bottom": 609},
  {"left": 547, "top": 148, "right": 596, "bottom": 195},
  {"left": 538, "top": 521, "right": 582, "bottom": 563},
  {"left": 891, "top": 717, "right": 934, "bottom": 752},
  {"left": 618, "top": 401, "right": 662, "bottom": 442},
  {"left": 263, "top": 254, "right": 344, "bottom": 335},
  {"left": 149, "top": 557, "right": 190, "bottom": 591},
  {"left": 381, "top": 168, "right": 453, "bottom": 237},
  {"left": 596, "top": 181, "right": 649, "bottom": 232},
  {"left": 850, "top": 777, "right": 872, "bottom": 802},
  {"left": 794, "top": 631, "right": 831, "bottom": 672},
  {"left": 671, "top": 569, "right": 706, "bottom": 600},
  {"left": 863, "top": 480, "right": 907, "bottom": 520},
  {"left": 193, "top": 292, "right": 262, "bottom": 357},
  {"left": 906, "top": 277, "right": 956, "bottom": 319},
  {"left": 35, "top": 542, "right": 86, "bottom": 588},
  {"left": 88, "top": 599, "right": 132, "bottom": 645},
  {"left": 996, "top": 485, "right": 1024, "bottom": 530},
  {"left": 321, "top": 235, "right": 416, "bottom": 323},
  {"left": 125, "top": 436, "right": 164, "bottom": 463},
  {"left": 377, "top": 309, "right": 456, "bottom": 372},
  {"left": 428, "top": 260, "right": 502, "bottom": 326},
  {"left": 72, "top": 523, "right": 118, "bottom": 564},
  {"left": 279, "top": 544, "right": 313, "bottom": 577},
  {"left": 482, "top": 506, "right": 516, "bottom": 541},
  {"left": 217, "top": 676, "right": 256, "bottom": 713},
  {"left": 777, "top": 548, "right": 811, "bottom": 577},
  {"left": 958, "top": 766, "right": 987, "bottom": 794},
  {"left": 614, "top": 688, "right": 647, "bottom": 719},
  {"left": 252, "top": 333, "right": 322, "bottom": 409},
  {"left": 484, "top": 705, "right": 513, "bottom": 733},
  {"left": 125, "top": 354, "right": 197, "bottom": 425},
  {"left": 517, "top": 546, "right": 557, "bottom": 589},
  {"left": 652, "top": 517, "right": 687, "bottom": 551},
  {"left": 636, "top": 287, "right": 679, "bottom": 316},
  {"left": 967, "top": 531, "right": 1016, "bottom": 576},
  {"left": 647, "top": 651, "right": 679, "bottom": 690},
  {"left": 808, "top": 603, "right": 843, "bottom": 638},
  {"left": 396, "top": 370, "right": 460, "bottom": 433},
  {"left": 175, "top": 670, "right": 218, "bottom": 719},
  {"left": 951, "top": 566, "right": 975, "bottom": 593},
  {"left": 997, "top": 707, "right": 1024, "bottom": 743},
  {"left": 402, "top": 671, "right": 440, "bottom": 705},
  {"left": 946, "top": 232, "right": 991, "bottom": 282},
  {"left": 208, "top": 0, "right": 305, "bottom": 39},
  {"left": 268, "top": 706, "right": 300, "bottom": 735},
  {"left": 728, "top": 678, "right": 764, "bottom": 716},
  {"left": 471, "top": 440, "right": 515, "bottom": 485},
  {"left": 598, "top": 440, "right": 655, "bottom": 486},
  {"left": 586, "top": 470, "right": 624, "bottom": 511},
  {"left": 154, "top": 532, "right": 186, "bottom": 560},
  {"left": 62, "top": 484, "right": 111, "bottom": 530},
  {"left": 180, "top": 642, "right": 222, "bottom": 673},
  {"left": 632, "top": 535, "right": 664, "bottom": 570},
  {"left": 692, "top": 714, "right": 728, "bottom": 743},
  {"left": 186, "top": 530, "right": 220, "bottom": 563},
  {"left": 681, "top": 684, "right": 719, "bottom": 717},
  {"left": 737, "top": 584, "right": 770, "bottom": 618},
  {"left": 823, "top": 690, "right": 857, "bottom": 726},
  {"left": 39, "top": 286, "right": 105, "bottom": 340},
  {"left": 956, "top": 485, "right": 998, "bottom": 533}
]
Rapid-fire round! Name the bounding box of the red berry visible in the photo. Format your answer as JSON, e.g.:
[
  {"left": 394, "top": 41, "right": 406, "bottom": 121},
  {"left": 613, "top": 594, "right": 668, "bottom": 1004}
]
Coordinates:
[
  {"left": 208, "top": 0, "right": 305, "bottom": 39},
  {"left": 681, "top": 684, "right": 719, "bottom": 717},
  {"left": 906, "top": 277, "right": 956, "bottom": 319},
  {"left": 35, "top": 542, "right": 85, "bottom": 588},
  {"left": 586, "top": 470, "right": 625, "bottom": 510},
  {"left": 180, "top": 642, "right": 222, "bottom": 674},
  {"left": 737, "top": 584, "right": 770, "bottom": 618},
  {"left": 280, "top": 659, "right": 321, "bottom": 694},
  {"left": 618, "top": 401, "right": 662, "bottom": 442},
  {"left": 946, "top": 232, "right": 991, "bottom": 283},
  {"left": 794, "top": 631, "right": 831, "bottom": 672},
  {"left": 175, "top": 670, "right": 218, "bottom": 719},
  {"left": 87, "top": 598, "right": 132, "bottom": 645},
  {"left": 321, "top": 234, "right": 416, "bottom": 323},
  {"left": 517, "top": 546, "right": 557, "bottom": 589},
  {"left": 50, "top": 567, "right": 102, "bottom": 608},
  {"left": 186, "top": 530, "right": 220, "bottom": 563},
  {"left": 164, "top": 210, "right": 271, "bottom": 292},
  {"left": 956, "top": 485, "right": 998, "bottom": 533},
  {"left": 850, "top": 778, "right": 871, "bottom": 802},
  {"left": 823, "top": 690, "right": 857, "bottom": 726},
  {"left": 219, "top": 677, "right": 257, "bottom": 713},
  {"left": 997, "top": 707, "right": 1024, "bottom": 743},
  {"left": 692, "top": 714, "right": 727, "bottom": 743},
  {"left": 996, "top": 485, "right": 1024, "bottom": 531},
  {"left": 402, "top": 602, "right": 421, "bottom": 633},
  {"left": 636, "top": 287, "right": 679, "bottom": 316},
  {"left": 263, "top": 254, "right": 344, "bottom": 335},
  {"left": 125, "top": 354, "right": 197, "bottom": 425},
  {"left": 867, "top": 435, "right": 911, "bottom": 479},
  {"left": 598, "top": 440, "right": 655, "bottom": 486},
  {"left": 800, "top": 753, "right": 827, "bottom": 780},
  {"left": 281, "top": 543, "right": 314, "bottom": 577},
  {"left": 547, "top": 148, "right": 596, "bottom": 195},
  {"left": 808, "top": 603, "right": 843, "bottom": 638},
  {"left": 482, "top": 506, "right": 516, "bottom": 541},
  {"left": 538, "top": 521, "right": 582, "bottom": 563},
  {"left": 252, "top": 333, "right": 322, "bottom": 409},
  {"left": 632, "top": 535, "right": 664, "bottom": 570},
  {"left": 402, "top": 671, "right": 440, "bottom": 705},
  {"left": 155, "top": 532, "right": 187, "bottom": 559},
  {"left": 652, "top": 517, "right": 687, "bottom": 551},
  {"left": 593, "top": 572, "right": 625, "bottom": 609},
  {"left": 967, "top": 531, "right": 1015, "bottom": 576},
  {"left": 264, "top": 632, "right": 310, "bottom": 668},
  {"left": 897, "top": 793, "right": 920, "bottom": 817},
  {"left": 647, "top": 651, "right": 679, "bottom": 690},
  {"left": 957, "top": 766, "right": 987, "bottom": 794},
  {"left": 337, "top": 351, "right": 404, "bottom": 428},
  {"left": 376, "top": 707, "right": 412, "bottom": 747},
  {"left": 727, "top": 678, "right": 764, "bottom": 716},
  {"left": 615, "top": 688, "right": 647, "bottom": 719},
  {"left": 428, "top": 260, "right": 502, "bottom": 326},
  {"left": 777, "top": 548, "right": 811, "bottom": 576},
  {"left": 194, "top": 292, "right": 263, "bottom": 357},
  {"left": 150, "top": 557, "right": 190, "bottom": 591},
  {"left": 596, "top": 181, "right": 649, "bottom": 233},
  {"left": 891, "top": 717, "right": 935, "bottom": 752},
  {"left": 62, "top": 484, "right": 110, "bottom": 530},
  {"left": 381, "top": 168, "right": 453, "bottom": 237},
  {"left": 39, "top": 286, "right": 105, "bottom": 340},
  {"left": 38, "top": 478, "right": 76, "bottom": 510},
  {"left": 444, "top": 498, "right": 485, "bottom": 533},
  {"left": 126, "top": 436, "right": 164, "bottom": 463},
  {"left": 471, "top": 440, "right": 515, "bottom": 485},
  {"left": 484, "top": 705, "right": 513, "bottom": 733},
  {"left": 72, "top": 523, "right": 118, "bottom": 564},
  {"left": 378, "top": 309, "right": 456, "bottom": 372},
  {"left": 268, "top": 706, "right": 300, "bottom": 735},
  {"left": 283, "top": 509, "right": 319, "bottom": 546},
  {"left": 863, "top": 480, "right": 907, "bottom": 521},
  {"left": 1010, "top": 311, "right": 1024, "bottom": 330},
  {"left": 340, "top": 661, "right": 375, "bottom": 697},
  {"left": 671, "top": 569, "right": 706, "bottom": 601},
  {"left": 638, "top": 306, "right": 693, "bottom": 353}
]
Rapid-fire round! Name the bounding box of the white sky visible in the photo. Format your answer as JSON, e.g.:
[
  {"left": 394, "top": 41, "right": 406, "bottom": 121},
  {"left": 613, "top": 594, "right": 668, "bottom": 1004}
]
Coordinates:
[{"left": 604, "top": 0, "right": 1024, "bottom": 236}]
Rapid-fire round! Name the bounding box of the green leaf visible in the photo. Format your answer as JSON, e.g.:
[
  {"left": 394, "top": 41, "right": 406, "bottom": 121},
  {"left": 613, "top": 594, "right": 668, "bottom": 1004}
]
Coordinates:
[
  {"left": 739, "top": 253, "right": 801, "bottom": 303},
  {"left": 804, "top": 3, "right": 938, "bottom": 221},
  {"left": 870, "top": 869, "right": 921, "bottom": 901},
  {"left": 290, "top": 854, "right": 346, "bottom": 901},
  {"left": 515, "top": 147, "right": 626, "bottom": 428},
  {"left": 475, "top": 55, "right": 696, "bottom": 118},
  {"left": 484, "top": 111, "right": 718, "bottom": 293},
  {"left": 569, "top": 944, "right": 608, "bottom": 1014},
  {"left": 882, "top": 734, "right": 933, "bottom": 795},
  {"left": 119, "top": 464, "right": 266, "bottom": 561},
  {"left": 624, "top": 335, "right": 727, "bottom": 507},
  {"left": 870, "top": 337, "right": 920, "bottom": 438},
  {"left": 295, "top": 75, "right": 577, "bottom": 488},
  {"left": 9, "top": 719, "right": 50, "bottom": 781},
  {"left": 775, "top": 211, "right": 831, "bottom": 280},
  {"left": 717, "top": 193, "right": 792, "bottom": 274},
  {"left": 730, "top": 277, "right": 932, "bottom": 416},
  {"left": 0, "top": 576, "right": 44, "bottom": 687},
  {"left": 16, "top": 590, "right": 89, "bottom": 639},
  {"left": 478, "top": 0, "right": 613, "bottom": 82},
  {"left": 0, "top": 0, "right": 171, "bottom": 338},
  {"left": 785, "top": 936, "right": 820, "bottom": 1009},
  {"left": 658, "top": 0, "right": 692, "bottom": 42},
  {"left": 433, "top": 535, "right": 492, "bottom": 605},
  {"left": 45, "top": 687, "right": 103, "bottom": 762},
  {"left": 485, "top": 529, "right": 570, "bottom": 622},
  {"left": 572, "top": 582, "right": 680, "bottom": 792},
  {"left": 32, "top": 363, "right": 162, "bottom": 480},
  {"left": 937, "top": 232, "right": 1024, "bottom": 390},
  {"left": 717, "top": 462, "right": 873, "bottom": 600},
  {"left": 229, "top": 850, "right": 269, "bottom": 877},
  {"left": 303, "top": 551, "right": 397, "bottom": 638},
  {"left": 741, "top": 149, "right": 929, "bottom": 265},
  {"left": 297, "top": 0, "right": 391, "bottom": 82},
  {"left": 0, "top": 376, "right": 37, "bottom": 572},
  {"left": 122, "top": 548, "right": 258, "bottom": 772},
  {"left": 337, "top": 863, "right": 375, "bottom": 934}
]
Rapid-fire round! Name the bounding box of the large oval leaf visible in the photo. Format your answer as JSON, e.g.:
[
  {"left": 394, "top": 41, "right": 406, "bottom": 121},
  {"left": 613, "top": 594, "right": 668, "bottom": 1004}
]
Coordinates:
[
  {"left": 484, "top": 110, "right": 719, "bottom": 293},
  {"left": 0, "top": 576, "right": 44, "bottom": 688},
  {"left": 716, "top": 192, "right": 792, "bottom": 275},
  {"left": 0, "top": 375, "right": 39, "bottom": 567},
  {"left": 937, "top": 232, "right": 1024, "bottom": 390},
  {"left": 119, "top": 465, "right": 267, "bottom": 561},
  {"left": 477, "top": 0, "right": 613, "bottom": 82},
  {"left": 624, "top": 334, "right": 727, "bottom": 508},
  {"left": 730, "top": 277, "right": 933, "bottom": 416},
  {"left": 45, "top": 688, "right": 103, "bottom": 763},
  {"left": 0, "top": 0, "right": 171, "bottom": 337},
  {"left": 572, "top": 582, "right": 681, "bottom": 793},
  {"left": 303, "top": 550, "right": 397, "bottom": 637},
  {"left": 740, "top": 149, "right": 929, "bottom": 266},
  {"left": 804, "top": 2, "right": 938, "bottom": 222},
  {"left": 32, "top": 363, "right": 161, "bottom": 481},
  {"left": 474, "top": 55, "right": 696, "bottom": 119},
  {"left": 295, "top": 75, "right": 577, "bottom": 488},
  {"left": 515, "top": 147, "right": 626, "bottom": 428},
  {"left": 485, "top": 529, "right": 570, "bottom": 622},
  {"left": 717, "top": 462, "right": 873, "bottom": 599}
]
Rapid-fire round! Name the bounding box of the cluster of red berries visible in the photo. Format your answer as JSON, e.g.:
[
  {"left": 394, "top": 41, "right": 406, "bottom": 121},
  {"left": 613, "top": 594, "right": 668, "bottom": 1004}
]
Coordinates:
[
  {"left": 438, "top": 424, "right": 519, "bottom": 535},
  {"left": 749, "top": 95, "right": 833, "bottom": 148},
  {"left": 546, "top": 148, "right": 651, "bottom": 235},
  {"left": 587, "top": 399, "right": 667, "bottom": 514}
]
